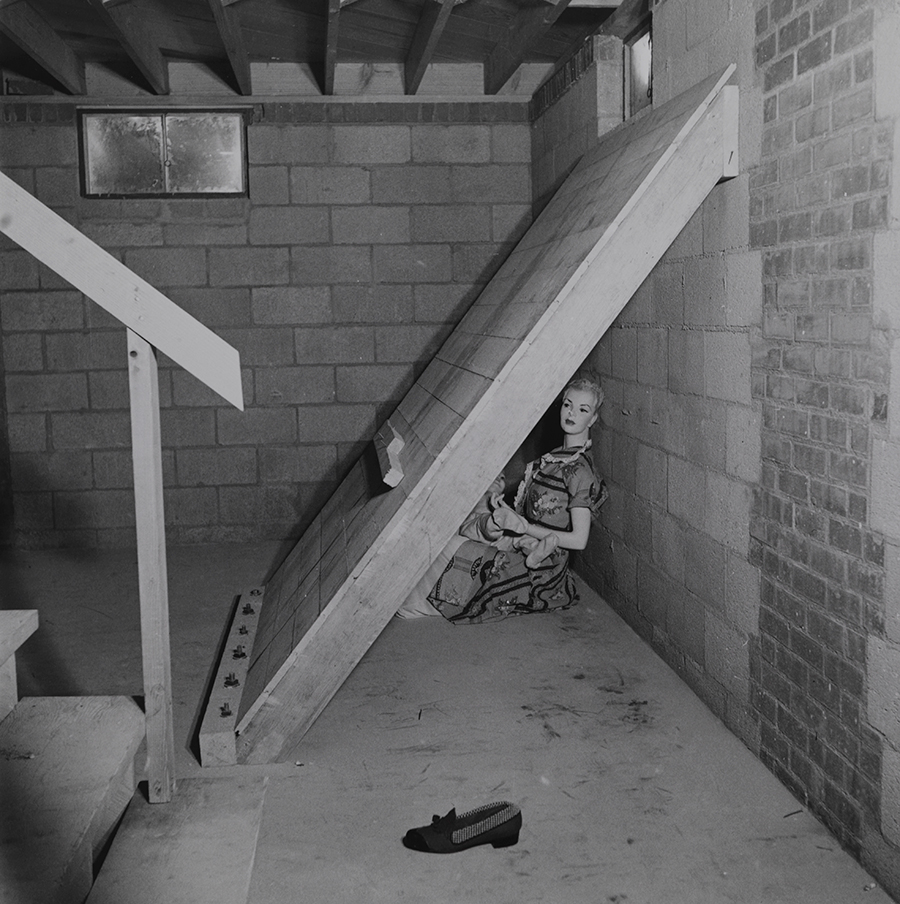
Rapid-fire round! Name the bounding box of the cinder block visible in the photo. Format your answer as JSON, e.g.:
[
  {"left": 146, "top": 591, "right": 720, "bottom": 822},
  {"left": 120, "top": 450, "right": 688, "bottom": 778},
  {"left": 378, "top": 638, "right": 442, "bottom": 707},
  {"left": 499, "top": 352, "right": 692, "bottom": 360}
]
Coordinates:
[
  {"left": 2, "top": 334, "right": 42, "bottom": 372},
  {"left": 0, "top": 124, "right": 76, "bottom": 166},
  {"left": 6, "top": 374, "right": 88, "bottom": 413},
  {"left": 332, "top": 206, "right": 411, "bottom": 245},
  {"left": 11, "top": 491, "right": 53, "bottom": 529},
  {"left": 450, "top": 165, "right": 530, "bottom": 203},
  {"left": 248, "top": 124, "right": 329, "bottom": 165},
  {"left": 413, "top": 283, "right": 476, "bottom": 323},
  {"left": 220, "top": 327, "right": 294, "bottom": 366},
  {"left": 491, "top": 205, "right": 532, "bottom": 244},
  {"left": 668, "top": 454, "right": 708, "bottom": 533},
  {"left": 333, "top": 285, "right": 414, "bottom": 323},
  {"left": 164, "top": 487, "right": 219, "bottom": 526},
  {"left": 684, "top": 255, "right": 727, "bottom": 326},
  {"left": 163, "top": 223, "right": 247, "bottom": 246},
  {"left": 296, "top": 403, "right": 377, "bottom": 444},
  {"left": 295, "top": 326, "right": 374, "bottom": 364},
  {"left": 333, "top": 126, "right": 410, "bottom": 164},
  {"left": 291, "top": 166, "right": 372, "bottom": 204},
  {"left": 11, "top": 450, "right": 92, "bottom": 491},
  {"left": 210, "top": 247, "right": 290, "bottom": 286},
  {"left": 254, "top": 366, "right": 335, "bottom": 405},
  {"left": 176, "top": 447, "right": 257, "bottom": 486},
  {"left": 0, "top": 251, "right": 44, "bottom": 292},
  {"left": 55, "top": 489, "right": 136, "bottom": 529},
  {"left": 726, "top": 403, "right": 762, "bottom": 483},
  {"left": 882, "top": 744, "right": 900, "bottom": 849},
  {"left": 249, "top": 206, "right": 329, "bottom": 245},
  {"left": 636, "top": 443, "right": 667, "bottom": 508},
  {"left": 81, "top": 222, "right": 165, "bottom": 248},
  {"left": 217, "top": 407, "right": 297, "bottom": 445},
  {"left": 160, "top": 409, "right": 216, "bottom": 447},
  {"left": 725, "top": 250, "right": 763, "bottom": 328},
  {"left": 34, "top": 166, "right": 78, "bottom": 208},
  {"left": 706, "top": 332, "right": 752, "bottom": 405},
  {"left": 93, "top": 450, "right": 136, "bottom": 489},
  {"left": 335, "top": 364, "right": 411, "bottom": 402},
  {"left": 6, "top": 413, "right": 48, "bottom": 453},
  {"left": 708, "top": 470, "right": 753, "bottom": 556},
  {"left": 51, "top": 411, "right": 131, "bottom": 449},
  {"left": 249, "top": 166, "right": 290, "bottom": 205},
  {"left": 651, "top": 508, "right": 686, "bottom": 584},
  {"left": 259, "top": 444, "right": 337, "bottom": 484},
  {"left": 372, "top": 166, "right": 452, "bottom": 204},
  {"left": 374, "top": 324, "right": 443, "bottom": 363},
  {"left": 45, "top": 330, "right": 124, "bottom": 372},
  {"left": 168, "top": 287, "right": 251, "bottom": 327},
  {"left": 490, "top": 124, "right": 531, "bottom": 164},
  {"left": 452, "top": 243, "right": 506, "bottom": 283},
  {"left": 87, "top": 371, "right": 129, "bottom": 409},
  {"left": 171, "top": 370, "right": 238, "bottom": 407},
  {"left": 652, "top": 261, "right": 685, "bottom": 325},
  {"left": 705, "top": 609, "right": 750, "bottom": 704},
  {"left": 636, "top": 328, "right": 668, "bottom": 389},
  {"left": 218, "top": 485, "right": 299, "bottom": 525},
  {"left": 124, "top": 248, "right": 207, "bottom": 287},
  {"left": 292, "top": 245, "right": 372, "bottom": 285},
  {"left": 373, "top": 245, "right": 451, "bottom": 283},
  {"left": 410, "top": 205, "right": 491, "bottom": 243},
  {"left": 411, "top": 126, "right": 490, "bottom": 163},
  {"left": 668, "top": 329, "right": 705, "bottom": 396},
  {"left": 252, "top": 286, "right": 331, "bottom": 325},
  {"left": 610, "top": 327, "right": 637, "bottom": 382}
]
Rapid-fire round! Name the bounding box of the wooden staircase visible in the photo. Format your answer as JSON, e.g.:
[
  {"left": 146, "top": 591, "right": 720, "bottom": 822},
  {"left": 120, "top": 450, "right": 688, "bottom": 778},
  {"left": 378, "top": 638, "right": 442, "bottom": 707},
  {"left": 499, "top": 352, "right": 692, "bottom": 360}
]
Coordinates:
[
  {"left": 199, "top": 67, "right": 740, "bottom": 766},
  {"left": 0, "top": 611, "right": 144, "bottom": 904}
]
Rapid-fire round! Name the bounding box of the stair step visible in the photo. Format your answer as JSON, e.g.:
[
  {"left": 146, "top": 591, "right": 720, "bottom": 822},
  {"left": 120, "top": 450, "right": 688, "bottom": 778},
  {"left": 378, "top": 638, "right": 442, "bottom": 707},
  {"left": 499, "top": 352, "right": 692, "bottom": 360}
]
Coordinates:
[
  {"left": 86, "top": 775, "right": 268, "bottom": 904},
  {"left": 0, "top": 695, "right": 144, "bottom": 904}
]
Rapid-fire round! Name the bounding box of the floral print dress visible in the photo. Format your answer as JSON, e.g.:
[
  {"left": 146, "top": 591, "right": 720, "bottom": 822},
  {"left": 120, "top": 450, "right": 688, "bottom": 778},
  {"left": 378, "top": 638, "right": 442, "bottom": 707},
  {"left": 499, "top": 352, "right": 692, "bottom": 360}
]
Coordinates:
[{"left": 427, "top": 442, "right": 607, "bottom": 624}]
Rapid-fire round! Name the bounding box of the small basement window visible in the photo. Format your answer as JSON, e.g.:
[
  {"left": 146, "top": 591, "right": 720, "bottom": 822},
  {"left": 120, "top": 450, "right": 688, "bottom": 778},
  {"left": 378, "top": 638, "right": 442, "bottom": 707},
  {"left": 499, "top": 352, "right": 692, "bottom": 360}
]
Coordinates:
[
  {"left": 625, "top": 29, "right": 652, "bottom": 117},
  {"left": 80, "top": 111, "right": 247, "bottom": 198}
]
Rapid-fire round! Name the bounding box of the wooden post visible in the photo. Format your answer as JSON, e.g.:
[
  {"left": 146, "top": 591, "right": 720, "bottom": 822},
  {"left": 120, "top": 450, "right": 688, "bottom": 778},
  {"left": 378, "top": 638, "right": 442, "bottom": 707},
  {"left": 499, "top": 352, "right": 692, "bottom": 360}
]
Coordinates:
[{"left": 127, "top": 330, "right": 176, "bottom": 803}]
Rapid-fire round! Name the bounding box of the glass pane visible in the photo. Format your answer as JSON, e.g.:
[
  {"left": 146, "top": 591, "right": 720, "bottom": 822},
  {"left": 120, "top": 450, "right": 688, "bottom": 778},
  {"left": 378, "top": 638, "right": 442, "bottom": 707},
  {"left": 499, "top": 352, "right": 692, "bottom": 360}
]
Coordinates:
[
  {"left": 83, "top": 114, "right": 164, "bottom": 195},
  {"left": 629, "top": 32, "right": 652, "bottom": 116},
  {"left": 165, "top": 113, "right": 244, "bottom": 194}
]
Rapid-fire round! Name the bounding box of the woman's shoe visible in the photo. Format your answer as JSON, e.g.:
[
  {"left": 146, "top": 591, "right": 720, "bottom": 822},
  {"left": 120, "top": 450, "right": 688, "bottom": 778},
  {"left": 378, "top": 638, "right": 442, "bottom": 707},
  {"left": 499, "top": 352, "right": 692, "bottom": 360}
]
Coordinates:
[{"left": 402, "top": 801, "right": 522, "bottom": 853}]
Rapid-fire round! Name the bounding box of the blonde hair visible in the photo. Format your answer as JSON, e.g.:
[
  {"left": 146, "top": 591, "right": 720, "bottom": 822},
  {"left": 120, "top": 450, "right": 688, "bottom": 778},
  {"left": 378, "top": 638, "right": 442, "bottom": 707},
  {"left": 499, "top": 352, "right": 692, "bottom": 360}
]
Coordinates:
[{"left": 563, "top": 373, "right": 604, "bottom": 411}]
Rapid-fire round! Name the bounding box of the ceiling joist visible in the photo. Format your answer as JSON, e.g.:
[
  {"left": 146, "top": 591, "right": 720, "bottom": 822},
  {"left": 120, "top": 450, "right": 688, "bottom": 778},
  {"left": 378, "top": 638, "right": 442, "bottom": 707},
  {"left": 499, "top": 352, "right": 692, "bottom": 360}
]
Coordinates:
[
  {"left": 483, "top": 0, "right": 573, "bottom": 95},
  {"left": 404, "top": 0, "right": 456, "bottom": 95},
  {"left": 0, "top": 0, "right": 86, "bottom": 95},
  {"left": 88, "top": 0, "right": 169, "bottom": 95},
  {"left": 207, "top": 0, "right": 252, "bottom": 95}
]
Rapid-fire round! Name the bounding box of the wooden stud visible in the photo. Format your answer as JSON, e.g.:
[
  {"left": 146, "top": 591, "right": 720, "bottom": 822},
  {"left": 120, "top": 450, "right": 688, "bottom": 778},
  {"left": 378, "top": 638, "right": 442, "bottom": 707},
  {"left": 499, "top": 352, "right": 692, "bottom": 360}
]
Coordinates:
[{"left": 127, "top": 330, "right": 175, "bottom": 803}]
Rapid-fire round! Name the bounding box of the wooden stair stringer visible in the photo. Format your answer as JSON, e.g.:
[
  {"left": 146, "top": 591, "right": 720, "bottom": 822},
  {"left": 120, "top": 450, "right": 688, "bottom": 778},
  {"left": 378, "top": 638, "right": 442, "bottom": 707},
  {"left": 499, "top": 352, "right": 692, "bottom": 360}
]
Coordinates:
[{"left": 227, "top": 67, "right": 738, "bottom": 764}]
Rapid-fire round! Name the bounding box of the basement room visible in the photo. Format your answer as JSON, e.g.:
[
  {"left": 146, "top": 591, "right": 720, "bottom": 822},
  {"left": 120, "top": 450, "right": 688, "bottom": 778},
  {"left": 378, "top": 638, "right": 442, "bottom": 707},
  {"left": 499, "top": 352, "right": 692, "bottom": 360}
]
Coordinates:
[{"left": 1, "top": 0, "right": 899, "bottom": 901}]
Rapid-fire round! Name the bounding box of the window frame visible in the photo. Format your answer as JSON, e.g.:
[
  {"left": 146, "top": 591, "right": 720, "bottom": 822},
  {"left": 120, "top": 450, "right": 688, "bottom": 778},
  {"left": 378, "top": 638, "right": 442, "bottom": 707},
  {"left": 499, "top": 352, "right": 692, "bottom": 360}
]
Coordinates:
[{"left": 78, "top": 109, "right": 249, "bottom": 200}]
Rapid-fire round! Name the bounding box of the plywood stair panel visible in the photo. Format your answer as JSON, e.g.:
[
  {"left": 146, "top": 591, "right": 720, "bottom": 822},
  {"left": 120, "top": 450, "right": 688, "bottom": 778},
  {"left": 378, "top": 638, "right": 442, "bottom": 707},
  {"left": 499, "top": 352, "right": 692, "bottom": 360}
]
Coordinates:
[
  {"left": 200, "top": 67, "right": 739, "bottom": 765},
  {"left": 0, "top": 695, "right": 144, "bottom": 904}
]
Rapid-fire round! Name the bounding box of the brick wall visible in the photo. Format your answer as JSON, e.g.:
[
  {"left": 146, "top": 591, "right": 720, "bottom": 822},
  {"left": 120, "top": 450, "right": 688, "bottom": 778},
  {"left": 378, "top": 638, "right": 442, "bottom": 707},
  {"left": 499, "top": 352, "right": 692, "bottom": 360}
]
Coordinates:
[
  {"left": 750, "top": 0, "right": 891, "bottom": 862},
  {"left": 0, "top": 101, "right": 532, "bottom": 547}
]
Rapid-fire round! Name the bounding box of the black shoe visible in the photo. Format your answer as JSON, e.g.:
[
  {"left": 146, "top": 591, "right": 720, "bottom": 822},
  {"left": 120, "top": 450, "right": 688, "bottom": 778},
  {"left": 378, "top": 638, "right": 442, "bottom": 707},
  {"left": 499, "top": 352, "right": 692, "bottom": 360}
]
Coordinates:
[{"left": 402, "top": 801, "right": 522, "bottom": 853}]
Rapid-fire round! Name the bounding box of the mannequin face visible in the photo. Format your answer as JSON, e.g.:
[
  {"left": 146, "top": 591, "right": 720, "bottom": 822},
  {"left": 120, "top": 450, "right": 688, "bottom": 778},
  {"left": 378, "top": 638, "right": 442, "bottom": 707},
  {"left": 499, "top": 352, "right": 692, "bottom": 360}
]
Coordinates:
[{"left": 560, "top": 388, "right": 598, "bottom": 442}]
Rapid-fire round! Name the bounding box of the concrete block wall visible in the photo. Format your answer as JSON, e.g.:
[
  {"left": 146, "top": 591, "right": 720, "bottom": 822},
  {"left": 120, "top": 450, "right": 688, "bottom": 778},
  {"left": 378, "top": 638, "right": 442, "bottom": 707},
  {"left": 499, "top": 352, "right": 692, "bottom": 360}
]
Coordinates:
[
  {"left": 568, "top": 0, "right": 765, "bottom": 753},
  {"left": 0, "top": 100, "right": 532, "bottom": 547}
]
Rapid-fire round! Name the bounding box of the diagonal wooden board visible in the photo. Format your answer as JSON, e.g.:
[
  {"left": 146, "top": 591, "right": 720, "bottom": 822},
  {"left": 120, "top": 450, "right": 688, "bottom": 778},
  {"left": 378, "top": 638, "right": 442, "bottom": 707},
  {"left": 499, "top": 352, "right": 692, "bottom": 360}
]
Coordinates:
[{"left": 202, "top": 66, "right": 739, "bottom": 765}]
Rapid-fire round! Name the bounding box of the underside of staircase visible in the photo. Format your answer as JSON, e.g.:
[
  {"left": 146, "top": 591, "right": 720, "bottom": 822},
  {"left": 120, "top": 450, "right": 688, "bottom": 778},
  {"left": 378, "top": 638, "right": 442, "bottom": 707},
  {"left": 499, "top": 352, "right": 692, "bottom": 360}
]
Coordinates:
[{"left": 200, "top": 66, "right": 740, "bottom": 766}]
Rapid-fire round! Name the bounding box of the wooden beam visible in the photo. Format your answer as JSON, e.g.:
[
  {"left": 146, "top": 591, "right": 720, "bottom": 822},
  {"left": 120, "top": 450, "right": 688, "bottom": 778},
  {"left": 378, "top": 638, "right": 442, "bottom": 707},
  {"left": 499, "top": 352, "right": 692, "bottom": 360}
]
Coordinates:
[
  {"left": 321, "top": 0, "right": 341, "bottom": 95},
  {"left": 88, "top": 0, "right": 169, "bottom": 95},
  {"left": 0, "top": 171, "right": 244, "bottom": 410},
  {"left": 207, "top": 0, "right": 252, "bottom": 95},
  {"left": 404, "top": 0, "right": 455, "bottom": 95},
  {"left": 483, "top": 0, "right": 573, "bottom": 95},
  {"left": 0, "top": 0, "right": 86, "bottom": 94},
  {"left": 127, "top": 330, "right": 175, "bottom": 804},
  {"left": 596, "top": 0, "right": 649, "bottom": 39}
]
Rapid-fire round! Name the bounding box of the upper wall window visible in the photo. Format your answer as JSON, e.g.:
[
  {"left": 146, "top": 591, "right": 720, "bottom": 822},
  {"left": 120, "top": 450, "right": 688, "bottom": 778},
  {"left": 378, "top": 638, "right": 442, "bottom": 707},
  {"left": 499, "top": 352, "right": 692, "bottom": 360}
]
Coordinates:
[
  {"left": 79, "top": 111, "right": 247, "bottom": 198},
  {"left": 626, "top": 29, "right": 652, "bottom": 117}
]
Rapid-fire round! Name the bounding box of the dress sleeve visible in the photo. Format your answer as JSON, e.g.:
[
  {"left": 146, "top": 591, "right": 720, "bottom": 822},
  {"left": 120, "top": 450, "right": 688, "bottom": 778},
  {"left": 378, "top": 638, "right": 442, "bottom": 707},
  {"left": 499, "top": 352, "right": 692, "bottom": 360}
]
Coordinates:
[{"left": 566, "top": 455, "right": 608, "bottom": 517}]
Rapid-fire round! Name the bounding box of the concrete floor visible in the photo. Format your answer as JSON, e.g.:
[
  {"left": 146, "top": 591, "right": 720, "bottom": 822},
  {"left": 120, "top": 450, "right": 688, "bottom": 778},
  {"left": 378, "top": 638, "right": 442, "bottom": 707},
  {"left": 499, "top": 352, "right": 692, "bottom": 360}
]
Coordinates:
[{"left": 3, "top": 543, "right": 894, "bottom": 903}]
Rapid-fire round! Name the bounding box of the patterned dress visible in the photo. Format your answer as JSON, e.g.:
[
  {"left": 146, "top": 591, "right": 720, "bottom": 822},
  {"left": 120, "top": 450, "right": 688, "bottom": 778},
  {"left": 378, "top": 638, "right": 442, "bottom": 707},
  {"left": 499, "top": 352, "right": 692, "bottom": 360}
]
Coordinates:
[{"left": 427, "top": 442, "right": 607, "bottom": 624}]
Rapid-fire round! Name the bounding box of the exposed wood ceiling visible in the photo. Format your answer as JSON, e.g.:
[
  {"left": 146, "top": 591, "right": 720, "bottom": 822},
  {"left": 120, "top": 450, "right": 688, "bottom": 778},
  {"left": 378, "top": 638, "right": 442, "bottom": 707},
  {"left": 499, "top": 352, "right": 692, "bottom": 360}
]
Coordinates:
[{"left": 0, "top": 0, "right": 627, "bottom": 99}]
